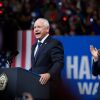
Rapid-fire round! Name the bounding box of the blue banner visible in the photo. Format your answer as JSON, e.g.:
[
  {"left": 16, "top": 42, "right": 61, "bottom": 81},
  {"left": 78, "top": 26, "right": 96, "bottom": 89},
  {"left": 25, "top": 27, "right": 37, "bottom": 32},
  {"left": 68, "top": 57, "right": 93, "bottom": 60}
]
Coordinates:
[{"left": 54, "top": 36, "right": 100, "bottom": 100}]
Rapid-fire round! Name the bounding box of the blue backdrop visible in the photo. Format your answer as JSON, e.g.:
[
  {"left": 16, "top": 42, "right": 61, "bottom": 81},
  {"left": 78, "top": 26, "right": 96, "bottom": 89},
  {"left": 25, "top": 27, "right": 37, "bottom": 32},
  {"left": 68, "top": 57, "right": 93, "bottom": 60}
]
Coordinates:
[{"left": 54, "top": 36, "right": 100, "bottom": 100}]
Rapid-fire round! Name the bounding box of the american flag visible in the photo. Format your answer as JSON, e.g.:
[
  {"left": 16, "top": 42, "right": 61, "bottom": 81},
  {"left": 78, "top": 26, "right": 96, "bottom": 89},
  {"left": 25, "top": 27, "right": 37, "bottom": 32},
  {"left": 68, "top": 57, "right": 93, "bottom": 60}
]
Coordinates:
[
  {"left": 0, "top": 52, "right": 7, "bottom": 68},
  {"left": 11, "top": 30, "right": 35, "bottom": 70}
]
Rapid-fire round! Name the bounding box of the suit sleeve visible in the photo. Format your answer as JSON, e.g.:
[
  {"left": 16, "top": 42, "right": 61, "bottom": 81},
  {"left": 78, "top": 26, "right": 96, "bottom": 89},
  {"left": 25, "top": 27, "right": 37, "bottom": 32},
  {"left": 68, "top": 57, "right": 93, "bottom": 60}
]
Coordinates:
[
  {"left": 92, "top": 57, "right": 100, "bottom": 76},
  {"left": 48, "top": 41, "right": 64, "bottom": 79}
]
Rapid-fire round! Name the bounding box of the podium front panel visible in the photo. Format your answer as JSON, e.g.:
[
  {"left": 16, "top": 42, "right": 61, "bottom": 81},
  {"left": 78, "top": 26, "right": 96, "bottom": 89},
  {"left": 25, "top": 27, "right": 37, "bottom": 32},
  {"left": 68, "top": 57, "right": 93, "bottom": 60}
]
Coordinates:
[{"left": 0, "top": 68, "right": 50, "bottom": 99}]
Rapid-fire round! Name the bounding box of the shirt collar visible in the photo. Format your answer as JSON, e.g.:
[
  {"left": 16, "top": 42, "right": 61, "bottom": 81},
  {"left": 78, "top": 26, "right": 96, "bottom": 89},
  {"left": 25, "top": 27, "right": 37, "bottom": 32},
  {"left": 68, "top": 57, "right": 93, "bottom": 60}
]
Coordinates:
[{"left": 38, "top": 34, "right": 49, "bottom": 43}]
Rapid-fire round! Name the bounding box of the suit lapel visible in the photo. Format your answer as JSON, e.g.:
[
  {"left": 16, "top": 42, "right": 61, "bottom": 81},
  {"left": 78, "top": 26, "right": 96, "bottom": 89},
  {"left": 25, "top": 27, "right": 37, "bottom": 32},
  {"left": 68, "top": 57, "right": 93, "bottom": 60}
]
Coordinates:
[
  {"left": 31, "top": 43, "right": 37, "bottom": 65},
  {"left": 35, "top": 36, "right": 51, "bottom": 64}
]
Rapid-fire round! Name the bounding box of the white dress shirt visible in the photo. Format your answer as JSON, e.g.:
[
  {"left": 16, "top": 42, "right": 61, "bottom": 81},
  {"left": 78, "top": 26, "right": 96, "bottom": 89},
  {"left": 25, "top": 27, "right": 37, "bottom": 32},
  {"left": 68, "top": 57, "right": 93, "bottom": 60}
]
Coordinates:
[{"left": 34, "top": 34, "right": 49, "bottom": 56}]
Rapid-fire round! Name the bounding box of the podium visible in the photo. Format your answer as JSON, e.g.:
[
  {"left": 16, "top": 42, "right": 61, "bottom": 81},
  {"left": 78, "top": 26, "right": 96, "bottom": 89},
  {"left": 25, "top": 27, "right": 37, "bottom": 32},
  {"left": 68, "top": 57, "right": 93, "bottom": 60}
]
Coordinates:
[{"left": 0, "top": 68, "right": 50, "bottom": 99}]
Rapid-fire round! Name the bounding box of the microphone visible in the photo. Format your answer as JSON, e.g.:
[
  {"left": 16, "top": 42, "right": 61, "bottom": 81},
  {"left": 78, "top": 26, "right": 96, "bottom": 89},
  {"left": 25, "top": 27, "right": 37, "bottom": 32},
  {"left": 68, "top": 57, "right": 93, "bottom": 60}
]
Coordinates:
[
  {"left": 7, "top": 50, "right": 19, "bottom": 62},
  {"left": 7, "top": 50, "right": 19, "bottom": 67}
]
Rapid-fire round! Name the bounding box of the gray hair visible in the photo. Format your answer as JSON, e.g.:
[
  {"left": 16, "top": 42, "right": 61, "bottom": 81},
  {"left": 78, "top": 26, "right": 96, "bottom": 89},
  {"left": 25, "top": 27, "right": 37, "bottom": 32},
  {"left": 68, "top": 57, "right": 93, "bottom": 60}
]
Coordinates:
[
  {"left": 31, "top": 18, "right": 50, "bottom": 29},
  {"left": 36, "top": 18, "right": 50, "bottom": 28}
]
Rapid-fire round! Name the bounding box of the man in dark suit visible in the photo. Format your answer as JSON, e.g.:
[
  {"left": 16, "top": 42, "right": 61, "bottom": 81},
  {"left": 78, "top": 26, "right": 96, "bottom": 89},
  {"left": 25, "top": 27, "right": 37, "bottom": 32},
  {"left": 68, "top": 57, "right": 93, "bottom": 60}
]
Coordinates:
[
  {"left": 90, "top": 45, "right": 100, "bottom": 100},
  {"left": 30, "top": 18, "right": 64, "bottom": 100},
  {"left": 90, "top": 45, "right": 100, "bottom": 76}
]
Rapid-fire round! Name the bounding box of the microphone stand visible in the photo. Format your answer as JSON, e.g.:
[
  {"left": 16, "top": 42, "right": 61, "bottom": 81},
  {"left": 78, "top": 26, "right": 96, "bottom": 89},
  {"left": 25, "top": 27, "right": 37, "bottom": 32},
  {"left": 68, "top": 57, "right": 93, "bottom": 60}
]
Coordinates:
[
  {"left": 7, "top": 56, "right": 14, "bottom": 67},
  {"left": 7, "top": 51, "right": 19, "bottom": 67}
]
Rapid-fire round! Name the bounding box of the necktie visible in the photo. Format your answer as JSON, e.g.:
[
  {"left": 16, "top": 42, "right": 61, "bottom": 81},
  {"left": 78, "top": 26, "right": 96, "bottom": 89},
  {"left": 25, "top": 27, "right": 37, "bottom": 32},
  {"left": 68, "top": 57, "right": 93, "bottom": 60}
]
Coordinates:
[{"left": 34, "top": 42, "right": 42, "bottom": 60}]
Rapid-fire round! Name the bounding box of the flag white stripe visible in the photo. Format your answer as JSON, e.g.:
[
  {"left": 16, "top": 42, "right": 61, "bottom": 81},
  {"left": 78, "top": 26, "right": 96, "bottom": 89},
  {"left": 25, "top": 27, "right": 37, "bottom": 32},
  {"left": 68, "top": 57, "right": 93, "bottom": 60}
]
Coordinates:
[
  {"left": 25, "top": 30, "right": 32, "bottom": 70},
  {"left": 16, "top": 30, "right": 22, "bottom": 67}
]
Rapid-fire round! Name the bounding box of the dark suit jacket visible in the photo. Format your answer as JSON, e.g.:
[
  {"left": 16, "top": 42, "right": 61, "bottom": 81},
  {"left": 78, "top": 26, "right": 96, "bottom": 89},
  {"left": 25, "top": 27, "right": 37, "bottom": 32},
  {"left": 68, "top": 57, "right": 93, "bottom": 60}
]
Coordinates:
[
  {"left": 92, "top": 57, "right": 100, "bottom": 76},
  {"left": 92, "top": 57, "right": 100, "bottom": 100},
  {"left": 30, "top": 36, "right": 64, "bottom": 80}
]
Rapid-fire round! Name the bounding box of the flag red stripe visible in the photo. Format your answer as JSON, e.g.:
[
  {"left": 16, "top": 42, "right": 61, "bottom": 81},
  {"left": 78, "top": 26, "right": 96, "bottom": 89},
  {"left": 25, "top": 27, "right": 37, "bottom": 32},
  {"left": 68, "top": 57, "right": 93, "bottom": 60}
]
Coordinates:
[
  {"left": 11, "top": 57, "right": 16, "bottom": 68},
  {"left": 11, "top": 32, "right": 18, "bottom": 68},
  {"left": 21, "top": 31, "right": 26, "bottom": 68},
  {"left": 31, "top": 30, "right": 35, "bottom": 45},
  {"left": 30, "top": 31, "right": 35, "bottom": 68}
]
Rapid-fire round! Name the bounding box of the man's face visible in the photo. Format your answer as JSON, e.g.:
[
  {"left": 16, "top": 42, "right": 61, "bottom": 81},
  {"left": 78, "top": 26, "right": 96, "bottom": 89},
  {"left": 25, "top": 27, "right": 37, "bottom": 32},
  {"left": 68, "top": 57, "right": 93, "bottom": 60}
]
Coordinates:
[{"left": 33, "top": 19, "right": 49, "bottom": 40}]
